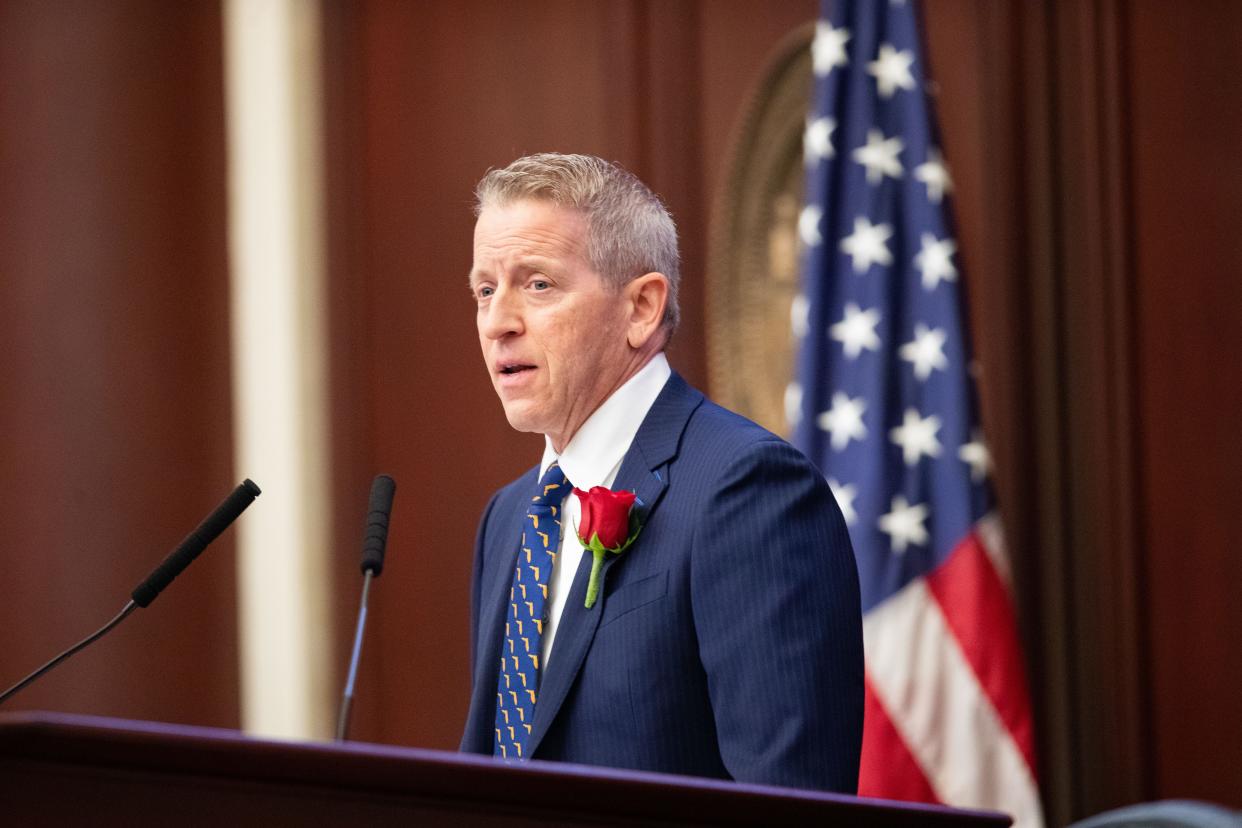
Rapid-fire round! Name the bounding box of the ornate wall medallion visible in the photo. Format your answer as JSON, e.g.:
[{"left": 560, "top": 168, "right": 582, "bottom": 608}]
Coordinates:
[{"left": 706, "top": 23, "right": 814, "bottom": 439}]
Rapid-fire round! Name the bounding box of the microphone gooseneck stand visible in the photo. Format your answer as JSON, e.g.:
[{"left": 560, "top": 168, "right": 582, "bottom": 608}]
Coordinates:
[
  {"left": 0, "top": 479, "right": 261, "bottom": 707},
  {"left": 335, "top": 569, "right": 373, "bottom": 741},
  {"left": 335, "top": 474, "right": 396, "bottom": 742},
  {"left": 0, "top": 602, "right": 137, "bottom": 705}
]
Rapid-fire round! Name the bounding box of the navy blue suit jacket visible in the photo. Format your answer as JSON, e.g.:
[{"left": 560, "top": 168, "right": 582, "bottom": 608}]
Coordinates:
[{"left": 461, "top": 373, "right": 863, "bottom": 793}]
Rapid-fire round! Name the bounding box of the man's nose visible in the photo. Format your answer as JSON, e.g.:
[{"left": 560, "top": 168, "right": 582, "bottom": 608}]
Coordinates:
[{"left": 479, "top": 286, "right": 523, "bottom": 340}]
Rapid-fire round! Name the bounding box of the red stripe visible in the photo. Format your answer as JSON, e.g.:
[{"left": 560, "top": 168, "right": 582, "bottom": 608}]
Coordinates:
[
  {"left": 925, "top": 530, "right": 1038, "bottom": 776},
  {"left": 858, "top": 676, "right": 940, "bottom": 803}
]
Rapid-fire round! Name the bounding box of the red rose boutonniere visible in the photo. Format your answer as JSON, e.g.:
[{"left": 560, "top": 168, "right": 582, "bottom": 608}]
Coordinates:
[{"left": 573, "top": 486, "right": 643, "bottom": 609}]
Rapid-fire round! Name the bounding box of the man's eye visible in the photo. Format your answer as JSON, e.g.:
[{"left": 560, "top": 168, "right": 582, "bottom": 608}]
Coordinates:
[
  {"left": 531, "top": 280, "right": 550, "bottom": 290},
  {"left": 477, "top": 286, "right": 494, "bottom": 298}
]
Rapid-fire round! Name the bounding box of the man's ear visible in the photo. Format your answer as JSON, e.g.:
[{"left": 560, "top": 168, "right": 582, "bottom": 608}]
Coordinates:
[{"left": 625, "top": 272, "right": 669, "bottom": 350}]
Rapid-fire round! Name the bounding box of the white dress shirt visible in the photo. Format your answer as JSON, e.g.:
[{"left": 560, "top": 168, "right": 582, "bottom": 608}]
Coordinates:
[{"left": 537, "top": 352, "right": 671, "bottom": 667}]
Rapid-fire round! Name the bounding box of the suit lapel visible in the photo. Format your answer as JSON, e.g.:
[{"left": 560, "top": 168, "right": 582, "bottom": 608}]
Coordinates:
[
  {"left": 526, "top": 373, "right": 703, "bottom": 755},
  {"left": 465, "top": 472, "right": 535, "bottom": 751}
]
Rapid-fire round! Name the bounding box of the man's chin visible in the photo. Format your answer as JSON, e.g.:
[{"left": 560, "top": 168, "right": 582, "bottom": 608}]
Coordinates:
[{"left": 499, "top": 401, "right": 545, "bottom": 435}]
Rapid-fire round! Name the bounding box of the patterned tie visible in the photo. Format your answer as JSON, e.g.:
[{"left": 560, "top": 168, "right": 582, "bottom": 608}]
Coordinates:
[{"left": 493, "top": 462, "right": 571, "bottom": 759}]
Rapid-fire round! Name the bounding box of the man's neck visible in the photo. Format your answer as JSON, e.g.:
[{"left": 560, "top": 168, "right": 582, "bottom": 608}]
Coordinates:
[
  {"left": 546, "top": 349, "right": 662, "bottom": 453},
  {"left": 541, "top": 352, "right": 671, "bottom": 483}
]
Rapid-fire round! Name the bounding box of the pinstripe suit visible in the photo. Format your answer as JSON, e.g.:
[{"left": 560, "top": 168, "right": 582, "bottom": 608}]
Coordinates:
[{"left": 461, "top": 373, "right": 864, "bottom": 793}]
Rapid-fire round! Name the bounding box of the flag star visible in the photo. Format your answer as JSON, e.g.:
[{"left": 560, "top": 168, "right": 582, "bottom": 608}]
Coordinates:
[
  {"left": 804, "top": 116, "right": 837, "bottom": 165},
  {"left": 851, "top": 128, "right": 904, "bottom": 185},
  {"left": 784, "top": 382, "right": 803, "bottom": 428},
  {"left": 899, "top": 323, "right": 949, "bottom": 381},
  {"left": 799, "top": 204, "right": 823, "bottom": 247},
  {"left": 959, "top": 430, "right": 992, "bottom": 482},
  {"left": 839, "top": 216, "right": 893, "bottom": 273},
  {"left": 812, "top": 21, "right": 851, "bottom": 76},
  {"left": 914, "top": 148, "right": 953, "bottom": 204},
  {"left": 827, "top": 478, "right": 859, "bottom": 526},
  {"left": 889, "top": 407, "right": 942, "bottom": 466},
  {"left": 914, "top": 232, "right": 958, "bottom": 290},
  {"left": 816, "top": 392, "right": 868, "bottom": 450},
  {"left": 867, "top": 43, "right": 916, "bottom": 99},
  {"left": 830, "top": 302, "right": 882, "bottom": 359},
  {"left": 878, "top": 495, "right": 930, "bottom": 554},
  {"left": 790, "top": 293, "right": 809, "bottom": 338}
]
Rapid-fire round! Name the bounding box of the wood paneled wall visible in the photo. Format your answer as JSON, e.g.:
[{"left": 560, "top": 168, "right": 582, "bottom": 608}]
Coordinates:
[
  {"left": 0, "top": 1, "right": 236, "bottom": 725},
  {"left": 1128, "top": 0, "right": 1242, "bottom": 803},
  {"left": 1, "top": 1, "right": 1237, "bottom": 823}
]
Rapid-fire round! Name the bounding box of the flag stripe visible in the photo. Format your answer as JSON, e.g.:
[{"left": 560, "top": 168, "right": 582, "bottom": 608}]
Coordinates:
[
  {"left": 864, "top": 576, "right": 1043, "bottom": 827},
  {"left": 859, "top": 677, "right": 939, "bottom": 802},
  {"left": 925, "top": 526, "right": 1038, "bottom": 773}
]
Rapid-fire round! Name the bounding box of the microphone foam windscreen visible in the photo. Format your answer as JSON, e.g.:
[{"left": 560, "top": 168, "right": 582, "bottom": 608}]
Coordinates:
[{"left": 361, "top": 474, "right": 396, "bottom": 576}]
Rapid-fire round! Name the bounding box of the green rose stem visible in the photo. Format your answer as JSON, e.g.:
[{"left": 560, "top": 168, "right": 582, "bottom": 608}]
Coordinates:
[
  {"left": 580, "top": 526, "right": 643, "bottom": 610},
  {"left": 584, "top": 536, "right": 607, "bottom": 609}
]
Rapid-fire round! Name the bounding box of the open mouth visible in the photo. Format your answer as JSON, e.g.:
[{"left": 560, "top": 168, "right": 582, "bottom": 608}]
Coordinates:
[{"left": 499, "top": 363, "right": 535, "bottom": 376}]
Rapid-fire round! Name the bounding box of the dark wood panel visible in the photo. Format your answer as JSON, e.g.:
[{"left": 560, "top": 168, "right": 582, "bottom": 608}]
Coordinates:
[
  {"left": 1128, "top": 0, "right": 1242, "bottom": 807},
  {"left": 1050, "top": 1, "right": 1153, "bottom": 814},
  {"left": 0, "top": 1, "right": 236, "bottom": 725}
]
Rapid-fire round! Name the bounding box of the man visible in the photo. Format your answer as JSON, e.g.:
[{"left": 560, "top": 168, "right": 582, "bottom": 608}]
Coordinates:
[{"left": 460, "top": 153, "right": 863, "bottom": 793}]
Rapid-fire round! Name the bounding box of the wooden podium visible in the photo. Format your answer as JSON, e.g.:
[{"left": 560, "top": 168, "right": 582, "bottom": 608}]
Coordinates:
[{"left": 0, "top": 712, "right": 1010, "bottom": 826}]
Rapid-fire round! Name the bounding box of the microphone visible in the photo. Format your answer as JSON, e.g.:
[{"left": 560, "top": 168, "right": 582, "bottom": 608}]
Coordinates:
[
  {"left": 336, "top": 474, "right": 396, "bottom": 741},
  {"left": 359, "top": 474, "right": 396, "bottom": 577},
  {"left": 0, "top": 479, "right": 261, "bottom": 706},
  {"left": 132, "top": 478, "right": 262, "bottom": 607}
]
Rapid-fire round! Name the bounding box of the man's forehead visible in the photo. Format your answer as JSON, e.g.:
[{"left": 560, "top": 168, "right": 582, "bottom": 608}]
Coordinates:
[
  {"left": 472, "top": 200, "right": 589, "bottom": 262},
  {"left": 477, "top": 197, "right": 586, "bottom": 230}
]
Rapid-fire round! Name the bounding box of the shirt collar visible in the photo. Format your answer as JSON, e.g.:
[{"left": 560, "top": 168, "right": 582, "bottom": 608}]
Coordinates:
[{"left": 540, "top": 352, "right": 671, "bottom": 491}]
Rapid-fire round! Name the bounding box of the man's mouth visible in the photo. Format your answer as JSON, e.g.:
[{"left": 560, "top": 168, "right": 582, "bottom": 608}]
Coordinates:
[{"left": 498, "top": 362, "right": 536, "bottom": 376}]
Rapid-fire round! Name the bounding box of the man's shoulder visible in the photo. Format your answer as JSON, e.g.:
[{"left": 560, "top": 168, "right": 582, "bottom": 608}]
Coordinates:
[
  {"left": 672, "top": 375, "right": 788, "bottom": 450},
  {"left": 632, "top": 371, "right": 817, "bottom": 476},
  {"left": 678, "top": 389, "right": 821, "bottom": 480},
  {"left": 643, "top": 371, "right": 781, "bottom": 449},
  {"left": 685, "top": 394, "right": 780, "bottom": 446}
]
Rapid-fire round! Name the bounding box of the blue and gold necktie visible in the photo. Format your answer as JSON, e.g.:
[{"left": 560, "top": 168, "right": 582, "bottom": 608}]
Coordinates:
[{"left": 493, "top": 462, "right": 570, "bottom": 759}]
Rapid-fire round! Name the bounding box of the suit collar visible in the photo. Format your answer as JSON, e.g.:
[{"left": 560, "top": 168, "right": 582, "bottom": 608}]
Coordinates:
[{"left": 624, "top": 371, "right": 702, "bottom": 471}]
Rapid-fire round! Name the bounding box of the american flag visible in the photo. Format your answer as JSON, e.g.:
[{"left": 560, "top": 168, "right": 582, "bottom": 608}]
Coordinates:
[{"left": 790, "top": 2, "right": 1043, "bottom": 824}]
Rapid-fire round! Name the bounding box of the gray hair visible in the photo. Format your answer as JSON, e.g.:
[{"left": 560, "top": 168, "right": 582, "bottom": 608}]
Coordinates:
[{"left": 474, "top": 152, "right": 681, "bottom": 334}]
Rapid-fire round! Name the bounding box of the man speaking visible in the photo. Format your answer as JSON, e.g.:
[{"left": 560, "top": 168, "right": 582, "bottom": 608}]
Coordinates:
[{"left": 460, "top": 153, "right": 863, "bottom": 793}]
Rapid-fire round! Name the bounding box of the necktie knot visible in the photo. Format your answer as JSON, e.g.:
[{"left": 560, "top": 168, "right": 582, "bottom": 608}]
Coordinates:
[{"left": 532, "top": 462, "right": 571, "bottom": 509}]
